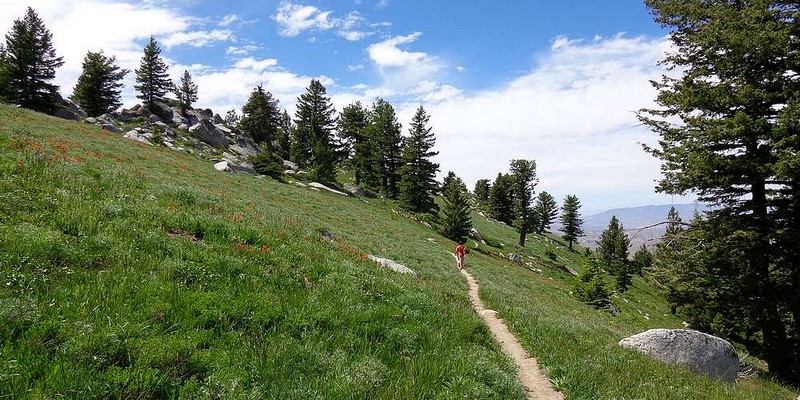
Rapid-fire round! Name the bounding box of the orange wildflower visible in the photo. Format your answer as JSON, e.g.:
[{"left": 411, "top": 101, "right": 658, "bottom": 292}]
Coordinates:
[{"left": 261, "top": 245, "right": 271, "bottom": 253}]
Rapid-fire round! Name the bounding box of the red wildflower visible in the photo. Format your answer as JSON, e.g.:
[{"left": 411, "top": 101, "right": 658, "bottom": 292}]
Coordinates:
[
  {"left": 261, "top": 245, "right": 271, "bottom": 253},
  {"left": 236, "top": 243, "right": 249, "bottom": 251}
]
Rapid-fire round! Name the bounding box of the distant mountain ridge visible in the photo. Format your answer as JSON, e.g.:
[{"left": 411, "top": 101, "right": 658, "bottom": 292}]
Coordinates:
[{"left": 577, "top": 203, "right": 709, "bottom": 249}]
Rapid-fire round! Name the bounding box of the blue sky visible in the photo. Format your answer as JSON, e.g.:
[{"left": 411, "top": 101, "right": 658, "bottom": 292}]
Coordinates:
[{"left": 1, "top": 0, "right": 692, "bottom": 214}]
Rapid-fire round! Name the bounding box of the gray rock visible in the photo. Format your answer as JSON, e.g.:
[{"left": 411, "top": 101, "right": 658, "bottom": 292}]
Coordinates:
[
  {"left": 189, "top": 120, "right": 228, "bottom": 147},
  {"left": 84, "top": 117, "right": 97, "bottom": 124},
  {"left": 172, "top": 111, "right": 189, "bottom": 127},
  {"left": 343, "top": 183, "right": 368, "bottom": 197},
  {"left": 469, "top": 228, "right": 486, "bottom": 244},
  {"left": 368, "top": 255, "right": 417, "bottom": 276},
  {"left": 283, "top": 160, "right": 299, "bottom": 171},
  {"left": 100, "top": 123, "right": 121, "bottom": 133},
  {"left": 229, "top": 136, "right": 260, "bottom": 158},
  {"left": 53, "top": 98, "right": 86, "bottom": 120},
  {"left": 117, "top": 108, "right": 140, "bottom": 122},
  {"left": 213, "top": 113, "right": 224, "bottom": 124},
  {"left": 177, "top": 123, "right": 189, "bottom": 131},
  {"left": 213, "top": 161, "right": 231, "bottom": 172},
  {"left": 508, "top": 253, "right": 522, "bottom": 264},
  {"left": 123, "top": 130, "right": 151, "bottom": 145},
  {"left": 197, "top": 108, "right": 213, "bottom": 120},
  {"left": 619, "top": 329, "right": 739, "bottom": 383},
  {"left": 308, "top": 182, "right": 348, "bottom": 196}
]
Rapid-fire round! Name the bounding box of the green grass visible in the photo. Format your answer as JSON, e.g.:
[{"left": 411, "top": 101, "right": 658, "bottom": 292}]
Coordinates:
[{"left": 0, "top": 105, "right": 797, "bottom": 399}]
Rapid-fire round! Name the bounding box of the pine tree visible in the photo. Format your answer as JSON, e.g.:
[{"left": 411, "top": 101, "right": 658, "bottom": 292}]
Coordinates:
[
  {"left": 338, "top": 101, "right": 370, "bottom": 184},
  {"left": 597, "top": 216, "right": 633, "bottom": 292},
  {"left": 490, "top": 173, "right": 515, "bottom": 224},
  {"left": 369, "top": 98, "right": 403, "bottom": 198},
  {"left": 574, "top": 256, "right": 613, "bottom": 310},
  {"left": 631, "top": 244, "right": 653, "bottom": 276},
  {"left": 294, "top": 79, "right": 337, "bottom": 182},
  {"left": 134, "top": 36, "right": 171, "bottom": 112},
  {"left": 559, "top": 195, "right": 584, "bottom": 251},
  {"left": 440, "top": 171, "right": 472, "bottom": 242},
  {"left": 641, "top": 1, "right": 800, "bottom": 382},
  {"left": 224, "top": 109, "right": 240, "bottom": 128},
  {"left": 398, "top": 106, "right": 440, "bottom": 215},
  {"left": 71, "top": 50, "right": 127, "bottom": 117},
  {"left": 509, "top": 159, "right": 538, "bottom": 247},
  {"left": 532, "top": 191, "right": 558, "bottom": 234},
  {"left": 276, "top": 110, "right": 293, "bottom": 160},
  {"left": 240, "top": 85, "right": 280, "bottom": 150},
  {"left": 173, "top": 70, "right": 198, "bottom": 116},
  {"left": 0, "top": 7, "right": 64, "bottom": 113},
  {"left": 473, "top": 179, "right": 491, "bottom": 205}
]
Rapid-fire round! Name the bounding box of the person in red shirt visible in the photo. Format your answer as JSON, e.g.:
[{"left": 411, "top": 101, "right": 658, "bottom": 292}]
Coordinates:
[{"left": 456, "top": 242, "right": 466, "bottom": 270}]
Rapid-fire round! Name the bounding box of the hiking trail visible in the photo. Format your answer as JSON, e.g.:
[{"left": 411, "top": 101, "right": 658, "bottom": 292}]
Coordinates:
[{"left": 459, "top": 267, "right": 564, "bottom": 400}]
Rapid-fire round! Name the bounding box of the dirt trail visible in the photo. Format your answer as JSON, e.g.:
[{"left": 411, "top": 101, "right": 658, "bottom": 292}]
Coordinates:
[{"left": 459, "top": 267, "right": 564, "bottom": 400}]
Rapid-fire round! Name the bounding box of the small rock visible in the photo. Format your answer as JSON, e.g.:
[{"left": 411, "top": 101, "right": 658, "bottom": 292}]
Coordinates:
[
  {"left": 213, "top": 161, "right": 230, "bottom": 172},
  {"left": 308, "top": 182, "right": 348, "bottom": 196},
  {"left": 368, "top": 255, "right": 417, "bottom": 276}
]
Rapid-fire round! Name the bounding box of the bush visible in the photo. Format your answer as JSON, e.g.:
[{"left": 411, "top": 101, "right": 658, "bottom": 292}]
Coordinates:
[
  {"left": 545, "top": 249, "right": 557, "bottom": 261},
  {"left": 574, "top": 257, "right": 614, "bottom": 311},
  {"left": 250, "top": 152, "right": 284, "bottom": 181}
]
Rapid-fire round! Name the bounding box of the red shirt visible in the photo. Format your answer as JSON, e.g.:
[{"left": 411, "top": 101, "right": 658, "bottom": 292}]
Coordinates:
[{"left": 456, "top": 245, "right": 466, "bottom": 257}]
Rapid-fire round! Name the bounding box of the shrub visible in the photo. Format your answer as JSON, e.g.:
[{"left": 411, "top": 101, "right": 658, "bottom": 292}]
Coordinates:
[
  {"left": 545, "top": 249, "right": 557, "bottom": 261},
  {"left": 250, "top": 152, "right": 284, "bottom": 181},
  {"left": 574, "top": 257, "right": 614, "bottom": 311}
]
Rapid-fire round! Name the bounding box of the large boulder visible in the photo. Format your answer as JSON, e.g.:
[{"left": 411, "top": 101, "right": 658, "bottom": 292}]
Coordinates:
[
  {"left": 123, "top": 129, "right": 152, "bottom": 145},
  {"left": 619, "top": 329, "right": 739, "bottom": 383},
  {"left": 53, "top": 98, "right": 86, "bottom": 121},
  {"left": 368, "top": 255, "right": 417, "bottom": 276},
  {"left": 189, "top": 120, "right": 228, "bottom": 147},
  {"left": 308, "top": 182, "right": 348, "bottom": 196},
  {"left": 229, "top": 136, "right": 260, "bottom": 158}
]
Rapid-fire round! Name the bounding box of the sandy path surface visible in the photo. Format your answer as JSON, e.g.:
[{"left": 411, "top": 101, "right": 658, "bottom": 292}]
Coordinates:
[{"left": 459, "top": 268, "right": 564, "bottom": 400}]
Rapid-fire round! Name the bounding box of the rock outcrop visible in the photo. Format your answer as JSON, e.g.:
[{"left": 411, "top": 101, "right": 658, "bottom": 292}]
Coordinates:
[
  {"left": 619, "top": 329, "right": 739, "bottom": 383},
  {"left": 368, "top": 255, "right": 417, "bottom": 276}
]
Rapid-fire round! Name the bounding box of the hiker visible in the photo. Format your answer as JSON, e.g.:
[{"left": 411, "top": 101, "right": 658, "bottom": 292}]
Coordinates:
[{"left": 456, "top": 242, "right": 466, "bottom": 270}]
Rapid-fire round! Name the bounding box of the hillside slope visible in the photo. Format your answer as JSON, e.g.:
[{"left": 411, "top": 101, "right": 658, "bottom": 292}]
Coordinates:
[{"left": 1, "top": 106, "right": 796, "bottom": 399}]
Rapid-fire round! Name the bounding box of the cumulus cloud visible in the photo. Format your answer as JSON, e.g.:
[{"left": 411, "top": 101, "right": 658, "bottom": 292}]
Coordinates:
[
  {"left": 273, "top": 1, "right": 335, "bottom": 37},
  {"left": 226, "top": 45, "right": 260, "bottom": 56},
  {"left": 398, "top": 34, "right": 676, "bottom": 212},
  {"left": 366, "top": 32, "right": 444, "bottom": 94},
  {"left": 273, "top": 2, "right": 376, "bottom": 41},
  {"left": 162, "top": 29, "right": 233, "bottom": 48}
]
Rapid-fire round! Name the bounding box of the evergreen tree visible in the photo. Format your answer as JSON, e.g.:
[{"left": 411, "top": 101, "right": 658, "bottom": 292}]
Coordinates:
[
  {"left": 369, "top": 98, "right": 403, "bottom": 198},
  {"left": 276, "top": 110, "right": 293, "bottom": 160},
  {"left": 440, "top": 171, "right": 472, "bottom": 242},
  {"left": 294, "top": 79, "right": 337, "bottom": 182},
  {"left": 0, "top": 7, "right": 64, "bottom": 113},
  {"left": 631, "top": 244, "right": 653, "bottom": 277},
  {"left": 473, "top": 179, "right": 491, "bottom": 205},
  {"left": 574, "top": 256, "right": 613, "bottom": 310},
  {"left": 490, "top": 173, "right": 515, "bottom": 224},
  {"left": 532, "top": 191, "right": 558, "bottom": 234},
  {"left": 398, "top": 106, "right": 440, "bottom": 214},
  {"left": 70, "top": 50, "right": 127, "bottom": 117},
  {"left": 597, "top": 216, "right": 633, "bottom": 292},
  {"left": 641, "top": 0, "right": 800, "bottom": 382},
  {"left": 338, "top": 101, "right": 370, "bottom": 184},
  {"left": 509, "top": 159, "right": 538, "bottom": 247},
  {"left": 559, "top": 195, "right": 584, "bottom": 251},
  {"left": 173, "top": 69, "right": 198, "bottom": 116},
  {"left": 134, "top": 36, "right": 171, "bottom": 112},
  {"left": 224, "top": 109, "right": 240, "bottom": 128},
  {"left": 240, "top": 85, "right": 280, "bottom": 150}
]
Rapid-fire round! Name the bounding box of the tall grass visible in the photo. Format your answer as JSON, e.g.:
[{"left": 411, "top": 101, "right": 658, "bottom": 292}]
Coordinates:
[{"left": 1, "top": 105, "right": 797, "bottom": 399}]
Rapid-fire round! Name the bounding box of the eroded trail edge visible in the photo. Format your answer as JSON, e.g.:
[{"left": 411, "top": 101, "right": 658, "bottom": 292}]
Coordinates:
[{"left": 460, "top": 268, "right": 564, "bottom": 400}]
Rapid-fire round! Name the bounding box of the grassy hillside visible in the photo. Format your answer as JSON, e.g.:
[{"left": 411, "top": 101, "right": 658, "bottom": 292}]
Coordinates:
[{"left": 1, "top": 105, "right": 797, "bottom": 399}]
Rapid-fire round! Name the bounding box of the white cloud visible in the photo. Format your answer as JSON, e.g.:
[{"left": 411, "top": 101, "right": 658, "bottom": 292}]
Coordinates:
[
  {"left": 273, "top": 1, "right": 335, "bottom": 37},
  {"left": 379, "top": 34, "right": 677, "bottom": 212},
  {"left": 234, "top": 57, "right": 279, "bottom": 71},
  {"left": 376, "top": 0, "right": 390, "bottom": 9},
  {"left": 368, "top": 32, "right": 428, "bottom": 67},
  {"left": 219, "top": 14, "right": 239, "bottom": 27},
  {"left": 226, "top": 45, "right": 259, "bottom": 56},
  {"left": 162, "top": 29, "right": 232, "bottom": 48},
  {"left": 346, "top": 64, "right": 364, "bottom": 72},
  {"left": 366, "top": 32, "right": 444, "bottom": 93}
]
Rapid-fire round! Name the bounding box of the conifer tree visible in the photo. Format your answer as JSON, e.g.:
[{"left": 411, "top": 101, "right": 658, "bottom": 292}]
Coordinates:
[
  {"left": 642, "top": 1, "right": 800, "bottom": 381},
  {"left": 276, "top": 110, "right": 293, "bottom": 160},
  {"left": 369, "top": 98, "right": 403, "bottom": 198},
  {"left": 338, "top": 101, "right": 370, "bottom": 183},
  {"left": 597, "top": 216, "right": 633, "bottom": 292},
  {"left": 490, "top": 173, "right": 515, "bottom": 224},
  {"left": 173, "top": 70, "right": 198, "bottom": 116},
  {"left": 240, "top": 85, "right": 280, "bottom": 150},
  {"left": 532, "top": 191, "right": 558, "bottom": 234},
  {"left": 631, "top": 244, "right": 653, "bottom": 276},
  {"left": 293, "top": 79, "right": 337, "bottom": 182},
  {"left": 0, "top": 7, "right": 64, "bottom": 113},
  {"left": 473, "top": 179, "right": 491, "bottom": 205},
  {"left": 71, "top": 50, "right": 127, "bottom": 117},
  {"left": 509, "top": 159, "right": 538, "bottom": 247},
  {"left": 574, "top": 256, "right": 613, "bottom": 309},
  {"left": 398, "top": 106, "right": 440, "bottom": 214},
  {"left": 134, "top": 36, "right": 171, "bottom": 113},
  {"left": 440, "top": 171, "right": 472, "bottom": 242},
  {"left": 224, "top": 109, "right": 240, "bottom": 128},
  {"left": 559, "top": 195, "right": 584, "bottom": 251}
]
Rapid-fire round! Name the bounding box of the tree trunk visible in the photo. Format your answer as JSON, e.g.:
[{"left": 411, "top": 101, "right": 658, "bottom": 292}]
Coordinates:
[{"left": 518, "top": 229, "right": 526, "bottom": 247}]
